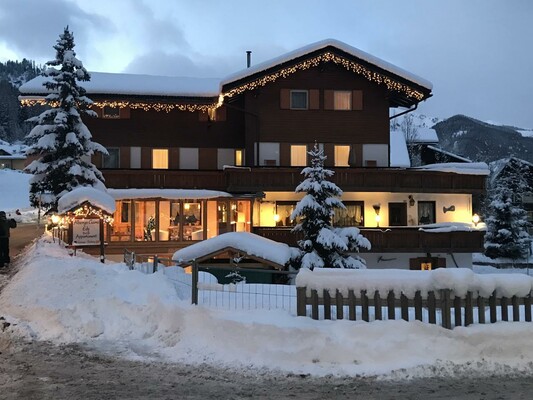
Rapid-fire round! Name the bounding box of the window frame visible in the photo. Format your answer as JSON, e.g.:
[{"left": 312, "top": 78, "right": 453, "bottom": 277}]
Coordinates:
[
  {"left": 152, "top": 148, "right": 169, "bottom": 170},
  {"left": 333, "top": 90, "right": 352, "bottom": 110},
  {"left": 102, "top": 106, "right": 120, "bottom": 119},
  {"left": 290, "top": 90, "right": 309, "bottom": 110},
  {"left": 102, "top": 147, "right": 120, "bottom": 169}
]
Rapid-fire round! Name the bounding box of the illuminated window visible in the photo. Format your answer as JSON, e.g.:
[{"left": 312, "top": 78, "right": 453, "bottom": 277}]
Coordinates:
[
  {"left": 290, "top": 145, "right": 307, "bottom": 166},
  {"left": 418, "top": 201, "right": 436, "bottom": 225},
  {"left": 235, "top": 149, "right": 244, "bottom": 166},
  {"left": 152, "top": 149, "right": 168, "bottom": 169},
  {"left": 334, "top": 91, "right": 351, "bottom": 110},
  {"left": 334, "top": 145, "right": 351, "bottom": 167},
  {"left": 208, "top": 108, "right": 217, "bottom": 121},
  {"left": 103, "top": 106, "right": 120, "bottom": 118},
  {"left": 290, "top": 90, "right": 308, "bottom": 110},
  {"left": 333, "top": 201, "right": 364, "bottom": 227}
]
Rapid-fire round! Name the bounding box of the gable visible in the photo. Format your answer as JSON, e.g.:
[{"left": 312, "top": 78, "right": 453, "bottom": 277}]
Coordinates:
[{"left": 221, "top": 39, "right": 432, "bottom": 108}]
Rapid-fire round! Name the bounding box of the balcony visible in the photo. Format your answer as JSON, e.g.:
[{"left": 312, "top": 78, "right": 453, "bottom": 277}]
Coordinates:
[
  {"left": 253, "top": 227, "right": 485, "bottom": 253},
  {"left": 102, "top": 167, "right": 486, "bottom": 194}
]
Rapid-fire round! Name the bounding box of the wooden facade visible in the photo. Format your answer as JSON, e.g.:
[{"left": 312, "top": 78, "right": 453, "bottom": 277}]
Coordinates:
[{"left": 21, "top": 40, "right": 486, "bottom": 265}]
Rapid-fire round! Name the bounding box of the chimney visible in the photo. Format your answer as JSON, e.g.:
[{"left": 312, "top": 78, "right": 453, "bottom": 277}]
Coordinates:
[{"left": 246, "top": 51, "right": 252, "bottom": 68}]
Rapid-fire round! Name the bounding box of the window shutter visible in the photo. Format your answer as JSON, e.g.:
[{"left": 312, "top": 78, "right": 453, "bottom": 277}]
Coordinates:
[
  {"left": 120, "top": 147, "right": 130, "bottom": 168},
  {"left": 309, "top": 89, "right": 319, "bottom": 110},
  {"left": 170, "top": 148, "right": 179, "bottom": 169},
  {"left": 119, "top": 107, "right": 131, "bottom": 119},
  {"left": 198, "top": 110, "right": 208, "bottom": 121},
  {"left": 324, "top": 90, "right": 334, "bottom": 110},
  {"left": 352, "top": 90, "right": 363, "bottom": 110},
  {"left": 280, "top": 89, "right": 290, "bottom": 109},
  {"left": 324, "top": 143, "right": 334, "bottom": 167},
  {"left": 216, "top": 106, "right": 227, "bottom": 121}
]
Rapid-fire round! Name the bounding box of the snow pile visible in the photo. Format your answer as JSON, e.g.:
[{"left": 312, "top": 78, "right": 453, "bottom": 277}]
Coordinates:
[
  {"left": 3, "top": 237, "right": 533, "bottom": 377},
  {"left": 58, "top": 186, "right": 116, "bottom": 214},
  {"left": 296, "top": 267, "right": 533, "bottom": 298}
]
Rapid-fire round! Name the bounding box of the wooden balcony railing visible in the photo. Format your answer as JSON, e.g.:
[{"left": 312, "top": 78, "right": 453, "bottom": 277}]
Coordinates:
[
  {"left": 102, "top": 167, "right": 486, "bottom": 194},
  {"left": 253, "top": 227, "right": 485, "bottom": 253}
]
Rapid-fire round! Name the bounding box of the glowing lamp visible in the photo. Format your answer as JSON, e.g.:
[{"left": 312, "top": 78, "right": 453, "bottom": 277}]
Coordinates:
[
  {"left": 472, "top": 213, "right": 480, "bottom": 227},
  {"left": 51, "top": 214, "right": 60, "bottom": 224}
]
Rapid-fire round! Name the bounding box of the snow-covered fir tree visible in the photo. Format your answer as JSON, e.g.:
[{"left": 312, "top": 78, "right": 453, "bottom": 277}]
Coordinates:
[
  {"left": 290, "top": 144, "right": 370, "bottom": 269},
  {"left": 25, "top": 27, "right": 107, "bottom": 210},
  {"left": 484, "top": 160, "right": 531, "bottom": 260}
]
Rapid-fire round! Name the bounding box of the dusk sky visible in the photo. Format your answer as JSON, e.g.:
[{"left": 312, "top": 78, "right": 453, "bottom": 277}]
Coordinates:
[{"left": 1, "top": 0, "right": 532, "bottom": 127}]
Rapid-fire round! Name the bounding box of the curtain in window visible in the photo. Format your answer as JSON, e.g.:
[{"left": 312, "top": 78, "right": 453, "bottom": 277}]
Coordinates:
[
  {"left": 334, "top": 145, "right": 350, "bottom": 166},
  {"left": 418, "top": 202, "right": 435, "bottom": 225},
  {"left": 152, "top": 149, "right": 168, "bottom": 169},
  {"left": 334, "top": 91, "right": 351, "bottom": 110},
  {"left": 291, "top": 145, "right": 307, "bottom": 166}
]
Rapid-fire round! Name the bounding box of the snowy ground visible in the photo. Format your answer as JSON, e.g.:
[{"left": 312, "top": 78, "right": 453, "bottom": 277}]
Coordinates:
[
  {"left": 2, "top": 169, "right": 533, "bottom": 379},
  {"left": 2, "top": 236, "right": 533, "bottom": 379}
]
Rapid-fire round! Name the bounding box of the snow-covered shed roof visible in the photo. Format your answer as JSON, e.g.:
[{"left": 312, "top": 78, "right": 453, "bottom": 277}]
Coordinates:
[
  {"left": 108, "top": 188, "right": 232, "bottom": 200},
  {"left": 172, "top": 232, "right": 293, "bottom": 268},
  {"left": 413, "top": 162, "right": 489, "bottom": 175},
  {"left": 221, "top": 39, "right": 432, "bottom": 91},
  {"left": 389, "top": 130, "right": 411, "bottom": 168},
  {"left": 412, "top": 127, "right": 439, "bottom": 143},
  {"left": 426, "top": 145, "right": 471, "bottom": 162},
  {"left": 19, "top": 72, "right": 221, "bottom": 98},
  {"left": 58, "top": 187, "right": 116, "bottom": 214}
]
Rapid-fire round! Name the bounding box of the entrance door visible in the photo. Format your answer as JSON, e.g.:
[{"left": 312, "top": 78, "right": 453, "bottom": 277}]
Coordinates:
[{"left": 388, "top": 202, "right": 407, "bottom": 226}]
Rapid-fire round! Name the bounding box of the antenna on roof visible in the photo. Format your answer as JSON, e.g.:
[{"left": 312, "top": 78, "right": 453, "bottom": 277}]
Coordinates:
[{"left": 246, "top": 51, "right": 252, "bottom": 68}]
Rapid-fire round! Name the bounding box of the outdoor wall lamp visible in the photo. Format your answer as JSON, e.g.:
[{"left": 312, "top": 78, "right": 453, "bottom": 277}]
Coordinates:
[
  {"left": 51, "top": 214, "right": 60, "bottom": 224},
  {"left": 443, "top": 205, "right": 456, "bottom": 213},
  {"left": 408, "top": 195, "right": 415, "bottom": 207},
  {"left": 472, "top": 213, "right": 480, "bottom": 227},
  {"left": 373, "top": 203, "right": 381, "bottom": 227}
]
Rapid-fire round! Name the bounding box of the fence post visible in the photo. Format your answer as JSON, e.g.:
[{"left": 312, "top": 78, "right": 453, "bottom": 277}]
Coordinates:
[
  {"left": 501, "top": 297, "right": 508, "bottom": 321},
  {"left": 512, "top": 296, "right": 520, "bottom": 322},
  {"left": 427, "top": 291, "right": 436, "bottom": 324},
  {"left": 296, "top": 287, "right": 307, "bottom": 317},
  {"left": 153, "top": 255, "right": 158, "bottom": 274},
  {"left": 414, "top": 291, "right": 422, "bottom": 321},
  {"left": 323, "top": 290, "right": 331, "bottom": 320},
  {"left": 465, "top": 292, "right": 473, "bottom": 326},
  {"left": 374, "top": 291, "right": 382, "bottom": 320},
  {"left": 489, "top": 292, "right": 497, "bottom": 323},
  {"left": 311, "top": 290, "right": 319, "bottom": 320},
  {"left": 361, "top": 290, "right": 369, "bottom": 322},
  {"left": 400, "top": 293, "right": 409, "bottom": 321},
  {"left": 387, "top": 291, "right": 396, "bottom": 320},
  {"left": 336, "top": 290, "right": 344, "bottom": 320},
  {"left": 441, "top": 289, "right": 452, "bottom": 329},
  {"left": 525, "top": 294, "right": 532, "bottom": 322},
  {"left": 191, "top": 260, "right": 198, "bottom": 305},
  {"left": 348, "top": 290, "right": 356, "bottom": 321},
  {"left": 454, "top": 296, "right": 462, "bottom": 327},
  {"left": 477, "top": 295, "right": 486, "bottom": 324}
]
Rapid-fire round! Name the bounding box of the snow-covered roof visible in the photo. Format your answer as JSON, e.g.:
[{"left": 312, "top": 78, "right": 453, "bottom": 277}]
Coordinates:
[
  {"left": 108, "top": 188, "right": 232, "bottom": 200},
  {"left": 412, "top": 127, "right": 439, "bottom": 143},
  {"left": 20, "top": 39, "right": 432, "bottom": 100},
  {"left": 58, "top": 187, "right": 116, "bottom": 214},
  {"left": 389, "top": 130, "right": 410, "bottom": 168},
  {"left": 426, "top": 145, "right": 471, "bottom": 162},
  {"left": 221, "top": 39, "right": 433, "bottom": 90},
  {"left": 413, "top": 162, "right": 489, "bottom": 175},
  {"left": 0, "top": 141, "right": 27, "bottom": 159},
  {"left": 19, "top": 72, "right": 221, "bottom": 98},
  {"left": 418, "top": 222, "right": 485, "bottom": 233},
  {"left": 172, "top": 232, "right": 293, "bottom": 267}
]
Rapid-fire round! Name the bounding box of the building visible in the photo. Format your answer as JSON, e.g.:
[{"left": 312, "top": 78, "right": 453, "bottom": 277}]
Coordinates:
[{"left": 19, "top": 39, "right": 487, "bottom": 269}]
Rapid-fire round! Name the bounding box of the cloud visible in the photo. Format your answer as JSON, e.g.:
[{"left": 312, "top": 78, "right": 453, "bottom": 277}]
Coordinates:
[{"left": 0, "top": 0, "right": 113, "bottom": 61}]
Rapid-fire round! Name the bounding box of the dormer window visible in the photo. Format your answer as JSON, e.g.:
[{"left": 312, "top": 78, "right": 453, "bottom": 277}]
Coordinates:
[
  {"left": 290, "top": 90, "right": 308, "bottom": 110},
  {"left": 103, "top": 106, "right": 120, "bottom": 119}
]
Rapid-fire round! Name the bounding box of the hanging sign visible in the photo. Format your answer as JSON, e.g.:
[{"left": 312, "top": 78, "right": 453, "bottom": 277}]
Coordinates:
[{"left": 72, "top": 218, "right": 101, "bottom": 245}]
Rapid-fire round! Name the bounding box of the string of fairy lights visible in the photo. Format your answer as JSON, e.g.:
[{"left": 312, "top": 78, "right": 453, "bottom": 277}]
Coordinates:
[
  {"left": 57, "top": 204, "right": 114, "bottom": 225},
  {"left": 20, "top": 51, "right": 426, "bottom": 113}
]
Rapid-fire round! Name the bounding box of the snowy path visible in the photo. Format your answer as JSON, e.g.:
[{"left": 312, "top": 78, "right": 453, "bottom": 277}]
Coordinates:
[{"left": 1, "top": 335, "right": 533, "bottom": 399}]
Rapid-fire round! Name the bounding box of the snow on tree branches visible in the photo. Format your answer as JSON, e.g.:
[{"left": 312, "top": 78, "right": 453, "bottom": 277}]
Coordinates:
[
  {"left": 484, "top": 159, "right": 531, "bottom": 260},
  {"left": 25, "top": 27, "right": 107, "bottom": 211},
  {"left": 291, "top": 143, "right": 370, "bottom": 269}
]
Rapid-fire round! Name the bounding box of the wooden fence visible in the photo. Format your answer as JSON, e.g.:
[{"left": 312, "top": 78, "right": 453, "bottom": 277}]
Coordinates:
[{"left": 296, "top": 287, "right": 533, "bottom": 329}]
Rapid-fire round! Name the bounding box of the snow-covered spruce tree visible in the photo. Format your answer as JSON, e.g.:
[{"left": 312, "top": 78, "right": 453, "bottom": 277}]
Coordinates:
[
  {"left": 25, "top": 27, "right": 107, "bottom": 210},
  {"left": 290, "top": 144, "right": 371, "bottom": 269},
  {"left": 484, "top": 163, "right": 531, "bottom": 260}
]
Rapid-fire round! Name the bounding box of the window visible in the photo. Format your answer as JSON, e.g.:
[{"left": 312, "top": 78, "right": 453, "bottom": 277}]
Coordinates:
[
  {"left": 152, "top": 149, "right": 168, "bottom": 169},
  {"left": 134, "top": 200, "right": 156, "bottom": 241},
  {"left": 179, "top": 148, "right": 199, "bottom": 169},
  {"left": 418, "top": 201, "right": 436, "bottom": 225},
  {"left": 103, "top": 106, "right": 120, "bottom": 118},
  {"left": 334, "top": 145, "right": 351, "bottom": 167},
  {"left": 110, "top": 201, "right": 131, "bottom": 242},
  {"left": 333, "top": 201, "right": 364, "bottom": 227},
  {"left": 334, "top": 91, "right": 352, "bottom": 110},
  {"left": 130, "top": 147, "right": 141, "bottom": 168},
  {"left": 290, "top": 90, "right": 308, "bottom": 110},
  {"left": 102, "top": 148, "right": 119, "bottom": 168},
  {"left": 256, "top": 142, "right": 280, "bottom": 166},
  {"left": 290, "top": 145, "right": 307, "bottom": 166},
  {"left": 275, "top": 202, "right": 299, "bottom": 227},
  {"left": 235, "top": 149, "right": 244, "bottom": 166}
]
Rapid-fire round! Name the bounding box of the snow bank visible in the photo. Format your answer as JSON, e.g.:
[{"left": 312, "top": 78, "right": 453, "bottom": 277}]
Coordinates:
[
  {"left": 3, "top": 237, "right": 533, "bottom": 378},
  {"left": 296, "top": 268, "right": 533, "bottom": 298}
]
